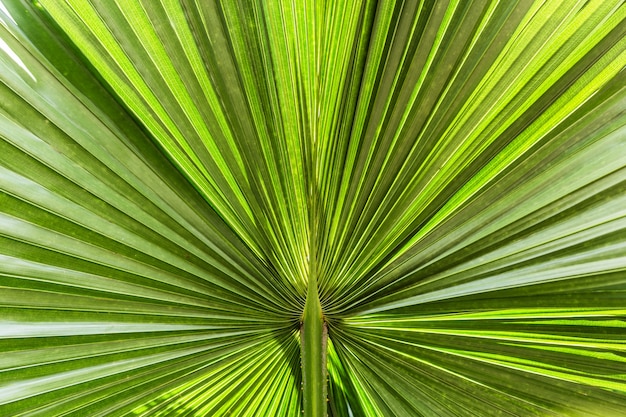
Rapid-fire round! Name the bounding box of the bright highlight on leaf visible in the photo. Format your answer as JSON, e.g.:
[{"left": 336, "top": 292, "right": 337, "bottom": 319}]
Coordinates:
[{"left": 0, "top": 0, "right": 625, "bottom": 416}]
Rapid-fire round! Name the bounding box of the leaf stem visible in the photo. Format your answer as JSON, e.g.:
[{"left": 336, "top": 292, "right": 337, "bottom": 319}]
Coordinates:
[{"left": 301, "top": 264, "right": 327, "bottom": 417}]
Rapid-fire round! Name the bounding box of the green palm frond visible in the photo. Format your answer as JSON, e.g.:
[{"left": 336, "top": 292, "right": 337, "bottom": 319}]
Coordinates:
[{"left": 0, "top": 0, "right": 625, "bottom": 416}]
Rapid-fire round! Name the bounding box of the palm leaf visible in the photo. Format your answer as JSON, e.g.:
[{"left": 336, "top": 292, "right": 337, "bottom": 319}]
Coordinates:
[{"left": 0, "top": 0, "right": 625, "bottom": 416}]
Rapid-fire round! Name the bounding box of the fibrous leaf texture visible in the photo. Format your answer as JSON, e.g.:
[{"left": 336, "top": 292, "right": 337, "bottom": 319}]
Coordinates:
[{"left": 0, "top": 0, "right": 625, "bottom": 416}]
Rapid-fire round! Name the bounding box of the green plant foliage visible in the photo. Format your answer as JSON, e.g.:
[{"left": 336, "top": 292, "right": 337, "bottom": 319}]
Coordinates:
[{"left": 0, "top": 0, "right": 625, "bottom": 416}]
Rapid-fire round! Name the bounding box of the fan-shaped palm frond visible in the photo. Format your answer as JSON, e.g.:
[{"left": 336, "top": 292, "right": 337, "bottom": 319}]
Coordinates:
[{"left": 0, "top": 0, "right": 625, "bottom": 416}]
